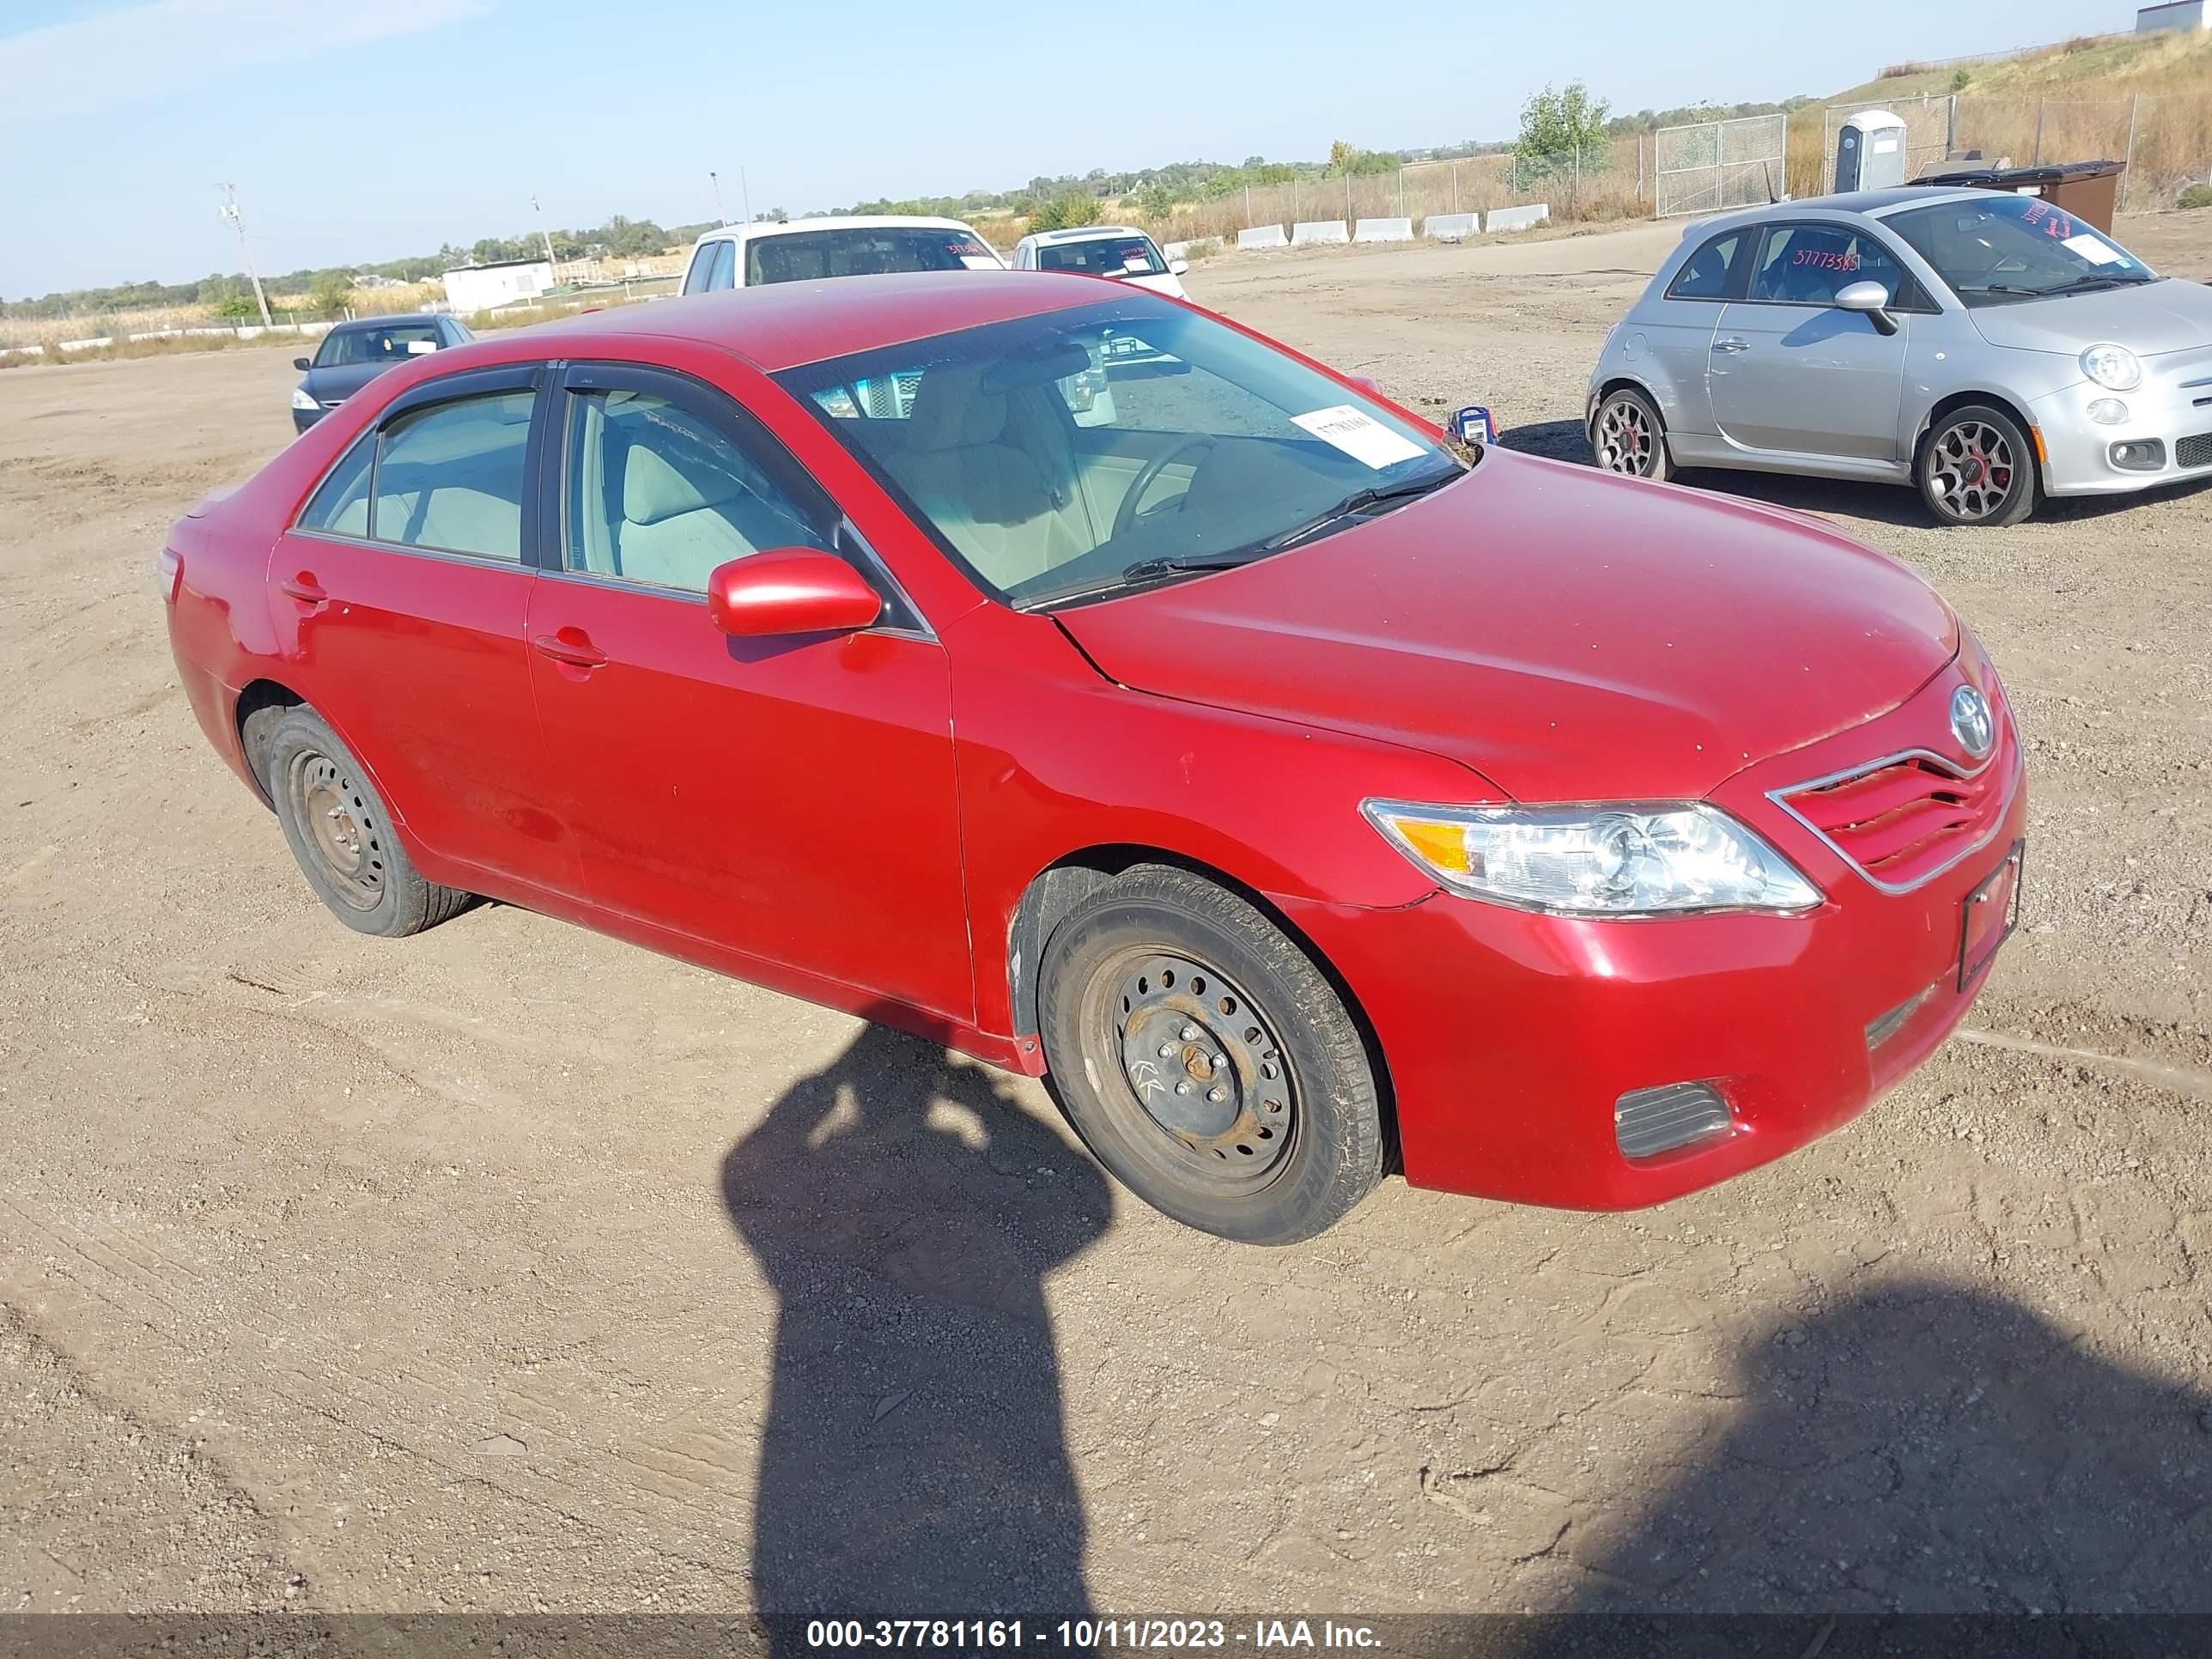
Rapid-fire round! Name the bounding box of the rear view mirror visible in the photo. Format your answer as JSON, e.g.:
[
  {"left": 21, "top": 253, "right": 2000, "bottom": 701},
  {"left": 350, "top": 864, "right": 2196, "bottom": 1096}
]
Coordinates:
[
  {"left": 1834, "top": 280, "right": 1899, "bottom": 336},
  {"left": 706, "top": 548, "right": 882, "bottom": 638},
  {"left": 293, "top": 357, "right": 311, "bottom": 371}
]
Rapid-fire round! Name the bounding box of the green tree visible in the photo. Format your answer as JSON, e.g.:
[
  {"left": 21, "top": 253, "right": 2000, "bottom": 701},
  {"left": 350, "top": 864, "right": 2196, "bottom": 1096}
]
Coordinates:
[
  {"left": 1516, "top": 82, "right": 1612, "bottom": 165},
  {"left": 307, "top": 274, "right": 354, "bottom": 319},
  {"left": 1026, "top": 191, "right": 1100, "bottom": 233}
]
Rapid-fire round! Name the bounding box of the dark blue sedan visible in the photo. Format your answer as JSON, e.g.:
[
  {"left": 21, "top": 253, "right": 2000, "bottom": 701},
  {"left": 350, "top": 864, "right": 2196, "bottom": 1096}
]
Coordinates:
[{"left": 291, "top": 313, "right": 474, "bottom": 432}]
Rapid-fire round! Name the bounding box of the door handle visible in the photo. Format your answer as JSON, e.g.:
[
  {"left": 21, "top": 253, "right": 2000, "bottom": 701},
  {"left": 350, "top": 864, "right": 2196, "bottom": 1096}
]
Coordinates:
[
  {"left": 279, "top": 573, "right": 329, "bottom": 607},
  {"left": 532, "top": 633, "right": 608, "bottom": 670},
  {"left": 1713, "top": 338, "right": 1751, "bottom": 354}
]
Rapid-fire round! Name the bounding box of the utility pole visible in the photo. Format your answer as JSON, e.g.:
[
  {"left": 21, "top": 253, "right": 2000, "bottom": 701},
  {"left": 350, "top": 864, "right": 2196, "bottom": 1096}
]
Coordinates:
[
  {"left": 710, "top": 170, "right": 729, "bottom": 226},
  {"left": 215, "top": 183, "right": 274, "bottom": 328},
  {"left": 531, "top": 196, "right": 557, "bottom": 276}
]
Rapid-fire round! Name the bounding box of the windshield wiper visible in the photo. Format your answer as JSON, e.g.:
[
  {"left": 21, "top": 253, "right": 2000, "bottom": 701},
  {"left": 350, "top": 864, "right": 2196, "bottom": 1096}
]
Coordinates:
[
  {"left": 1260, "top": 468, "right": 1463, "bottom": 553},
  {"left": 2041, "top": 273, "right": 2153, "bottom": 296},
  {"left": 1115, "top": 552, "right": 1265, "bottom": 583}
]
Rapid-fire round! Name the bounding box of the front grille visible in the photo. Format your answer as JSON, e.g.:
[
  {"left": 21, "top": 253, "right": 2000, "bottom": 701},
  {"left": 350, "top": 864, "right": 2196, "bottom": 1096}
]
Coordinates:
[
  {"left": 1780, "top": 753, "right": 2004, "bottom": 889},
  {"left": 1778, "top": 678, "right": 2013, "bottom": 891},
  {"left": 1614, "top": 1082, "right": 1732, "bottom": 1160},
  {"left": 2176, "top": 431, "right": 2212, "bottom": 470}
]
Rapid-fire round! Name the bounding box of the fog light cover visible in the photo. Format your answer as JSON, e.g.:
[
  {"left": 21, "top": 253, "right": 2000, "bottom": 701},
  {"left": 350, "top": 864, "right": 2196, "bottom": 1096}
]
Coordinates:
[
  {"left": 2110, "top": 439, "right": 2165, "bottom": 471},
  {"left": 1614, "top": 1081, "right": 1732, "bottom": 1160},
  {"left": 2087, "top": 398, "right": 2129, "bottom": 426}
]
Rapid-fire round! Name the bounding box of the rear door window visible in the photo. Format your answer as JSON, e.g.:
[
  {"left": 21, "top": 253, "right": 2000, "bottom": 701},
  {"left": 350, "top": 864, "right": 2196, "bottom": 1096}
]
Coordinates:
[
  {"left": 370, "top": 390, "right": 536, "bottom": 561},
  {"left": 1665, "top": 230, "right": 1744, "bottom": 301}
]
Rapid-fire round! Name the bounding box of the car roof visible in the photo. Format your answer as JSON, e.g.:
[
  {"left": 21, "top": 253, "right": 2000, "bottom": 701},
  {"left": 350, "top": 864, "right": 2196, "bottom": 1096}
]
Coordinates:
[
  {"left": 690, "top": 215, "right": 981, "bottom": 247},
  {"left": 1681, "top": 185, "right": 1996, "bottom": 237},
  {"left": 522, "top": 269, "right": 1139, "bottom": 373},
  {"left": 329, "top": 313, "right": 445, "bottom": 331}
]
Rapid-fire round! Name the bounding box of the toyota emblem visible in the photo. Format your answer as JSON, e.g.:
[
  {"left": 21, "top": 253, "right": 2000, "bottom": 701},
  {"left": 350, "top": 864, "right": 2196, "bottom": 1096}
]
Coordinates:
[{"left": 1949, "top": 685, "right": 1995, "bottom": 760}]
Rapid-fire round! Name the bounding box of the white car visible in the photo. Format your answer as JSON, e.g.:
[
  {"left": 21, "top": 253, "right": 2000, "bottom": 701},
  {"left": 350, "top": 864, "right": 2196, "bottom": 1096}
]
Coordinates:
[
  {"left": 1010, "top": 226, "right": 1189, "bottom": 299},
  {"left": 680, "top": 215, "right": 1006, "bottom": 293}
]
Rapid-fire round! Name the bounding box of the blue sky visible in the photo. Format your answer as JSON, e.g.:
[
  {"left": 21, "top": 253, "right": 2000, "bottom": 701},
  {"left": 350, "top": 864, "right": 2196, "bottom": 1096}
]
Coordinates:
[{"left": 0, "top": 0, "right": 2123, "bottom": 297}]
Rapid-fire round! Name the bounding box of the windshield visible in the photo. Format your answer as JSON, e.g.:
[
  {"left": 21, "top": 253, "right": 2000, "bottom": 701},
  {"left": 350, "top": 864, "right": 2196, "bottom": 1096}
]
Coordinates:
[
  {"left": 1036, "top": 234, "right": 1167, "bottom": 278},
  {"left": 745, "top": 228, "right": 1000, "bottom": 285},
  {"left": 313, "top": 322, "right": 442, "bottom": 368},
  {"left": 775, "top": 300, "right": 1463, "bottom": 608},
  {"left": 1885, "top": 195, "right": 2156, "bottom": 306}
]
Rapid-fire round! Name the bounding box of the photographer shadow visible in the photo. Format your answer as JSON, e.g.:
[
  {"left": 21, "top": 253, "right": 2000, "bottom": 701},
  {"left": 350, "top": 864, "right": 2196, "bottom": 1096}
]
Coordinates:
[
  {"left": 1514, "top": 1279, "right": 2212, "bottom": 1652},
  {"left": 721, "top": 1020, "right": 1112, "bottom": 1624}
]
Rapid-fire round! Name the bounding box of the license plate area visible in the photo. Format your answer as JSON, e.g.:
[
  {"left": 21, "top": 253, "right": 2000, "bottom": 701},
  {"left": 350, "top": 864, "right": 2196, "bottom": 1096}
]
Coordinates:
[{"left": 1957, "top": 840, "right": 2024, "bottom": 992}]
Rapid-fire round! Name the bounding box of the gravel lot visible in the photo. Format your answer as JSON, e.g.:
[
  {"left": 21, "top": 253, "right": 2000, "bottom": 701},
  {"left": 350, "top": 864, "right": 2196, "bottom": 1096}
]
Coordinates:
[{"left": 3, "top": 215, "right": 2210, "bottom": 1621}]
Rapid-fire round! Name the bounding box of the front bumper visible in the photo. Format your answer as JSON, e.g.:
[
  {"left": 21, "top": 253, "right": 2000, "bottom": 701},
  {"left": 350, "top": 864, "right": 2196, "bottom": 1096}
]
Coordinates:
[
  {"left": 1278, "top": 662, "right": 2027, "bottom": 1211},
  {"left": 2031, "top": 377, "right": 2212, "bottom": 497}
]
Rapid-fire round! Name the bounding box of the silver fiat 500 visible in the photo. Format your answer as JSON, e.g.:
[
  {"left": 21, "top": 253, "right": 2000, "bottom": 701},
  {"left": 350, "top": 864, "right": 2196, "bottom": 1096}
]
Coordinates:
[{"left": 1586, "top": 186, "right": 2212, "bottom": 526}]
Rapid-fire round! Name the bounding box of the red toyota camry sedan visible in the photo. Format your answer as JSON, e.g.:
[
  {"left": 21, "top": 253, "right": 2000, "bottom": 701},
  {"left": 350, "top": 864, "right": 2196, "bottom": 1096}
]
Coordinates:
[{"left": 162, "top": 272, "right": 2025, "bottom": 1244}]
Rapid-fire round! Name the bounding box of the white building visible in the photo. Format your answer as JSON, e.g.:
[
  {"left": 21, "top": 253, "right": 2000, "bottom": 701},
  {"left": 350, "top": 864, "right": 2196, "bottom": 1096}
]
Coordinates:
[
  {"left": 440, "top": 258, "right": 553, "bottom": 313},
  {"left": 2136, "top": 1, "right": 2208, "bottom": 32}
]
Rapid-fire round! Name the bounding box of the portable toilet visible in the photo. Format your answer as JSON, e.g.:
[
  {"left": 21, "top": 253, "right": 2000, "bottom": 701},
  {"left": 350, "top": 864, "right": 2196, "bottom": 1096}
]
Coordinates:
[{"left": 1834, "top": 109, "right": 1909, "bottom": 191}]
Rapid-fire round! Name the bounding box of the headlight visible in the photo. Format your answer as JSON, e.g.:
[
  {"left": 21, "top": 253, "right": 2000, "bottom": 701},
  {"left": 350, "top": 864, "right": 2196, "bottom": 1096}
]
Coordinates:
[
  {"left": 1362, "top": 799, "right": 1820, "bottom": 916},
  {"left": 2080, "top": 343, "right": 2142, "bottom": 392},
  {"left": 290, "top": 386, "right": 319, "bottom": 411}
]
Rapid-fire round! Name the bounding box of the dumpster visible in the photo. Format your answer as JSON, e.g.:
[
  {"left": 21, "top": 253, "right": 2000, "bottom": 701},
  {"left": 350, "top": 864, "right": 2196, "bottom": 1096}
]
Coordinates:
[{"left": 1911, "top": 160, "right": 2125, "bottom": 234}]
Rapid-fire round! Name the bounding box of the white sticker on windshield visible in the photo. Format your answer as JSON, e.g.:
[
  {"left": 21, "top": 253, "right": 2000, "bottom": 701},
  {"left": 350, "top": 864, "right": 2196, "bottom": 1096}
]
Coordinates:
[
  {"left": 1291, "top": 404, "right": 1427, "bottom": 470},
  {"left": 958, "top": 255, "right": 1001, "bottom": 270},
  {"left": 1123, "top": 255, "right": 1152, "bottom": 273},
  {"left": 2063, "top": 233, "right": 2124, "bottom": 267}
]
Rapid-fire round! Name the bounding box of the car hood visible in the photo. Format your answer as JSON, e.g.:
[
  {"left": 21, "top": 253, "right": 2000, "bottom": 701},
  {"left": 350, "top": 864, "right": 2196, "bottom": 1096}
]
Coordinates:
[
  {"left": 1966, "top": 277, "right": 2212, "bottom": 358},
  {"left": 1055, "top": 451, "right": 1960, "bottom": 802}
]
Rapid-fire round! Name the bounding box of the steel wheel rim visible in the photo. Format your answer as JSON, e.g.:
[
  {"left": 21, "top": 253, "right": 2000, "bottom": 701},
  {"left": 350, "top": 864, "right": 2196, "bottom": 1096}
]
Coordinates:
[
  {"left": 1080, "top": 948, "right": 1297, "bottom": 1195},
  {"left": 287, "top": 750, "right": 385, "bottom": 910},
  {"left": 1929, "top": 420, "right": 2016, "bottom": 522},
  {"left": 1596, "top": 398, "right": 1656, "bottom": 476}
]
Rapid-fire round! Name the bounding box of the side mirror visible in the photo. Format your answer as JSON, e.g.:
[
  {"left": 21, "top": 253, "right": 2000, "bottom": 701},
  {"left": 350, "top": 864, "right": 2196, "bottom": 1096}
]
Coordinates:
[
  {"left": 1169, "top": 258, "right": 1190, "bottom": 276},
  {"left": 1834, "top": 280, "right": 1899, "bottom": 337},
  {"left": 1346, "top": 372, "right": 1383, "bottom": 396},
  {"left": 706, "top": 548, "right": 882, "bottom": 638},
  {"left": 293, "top": 357, "right": 311, "bottom": 371}
]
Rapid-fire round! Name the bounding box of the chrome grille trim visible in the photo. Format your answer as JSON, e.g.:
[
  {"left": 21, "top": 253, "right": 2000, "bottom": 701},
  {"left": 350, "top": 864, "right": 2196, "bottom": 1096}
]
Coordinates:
[{"left": 1767, "top": 744, "right": 2014, "bottom": 896}]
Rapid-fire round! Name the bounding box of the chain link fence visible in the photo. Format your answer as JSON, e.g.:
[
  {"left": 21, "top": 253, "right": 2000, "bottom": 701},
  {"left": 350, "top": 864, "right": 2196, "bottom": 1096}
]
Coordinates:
[
  {"left": 1656, "top": 113, "right": 1789, "bottom": 217},
  {"left": 1139, "top": 88, "right": 2212, "bottom": 251},
  {"left": 1804, "top": 90, "right": 2212, "bottom": 208}
]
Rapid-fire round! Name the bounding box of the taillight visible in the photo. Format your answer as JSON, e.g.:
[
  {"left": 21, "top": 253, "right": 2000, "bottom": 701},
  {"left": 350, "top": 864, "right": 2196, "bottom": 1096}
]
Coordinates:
[{"left": 157, "top": 546, "right": 183, "bottom": 603}]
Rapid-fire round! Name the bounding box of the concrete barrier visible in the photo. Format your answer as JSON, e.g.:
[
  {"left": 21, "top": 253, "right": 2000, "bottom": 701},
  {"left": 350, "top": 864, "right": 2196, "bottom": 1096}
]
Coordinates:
[
  {"left": 1354, "top": 217, "right": 1414, "bottom": 243},
  {"left": 1424, "top": 213, "right": 1479, "bottom": 241},
  {"left": 1291, "top": 221, "right": 1351, "bottom": 246},
  {"left": 1486, "top": 204, "right": 1551, "bottom": 234},
  {"left": 1236, "top": 224, "right": 1289, "bottom": 251}
]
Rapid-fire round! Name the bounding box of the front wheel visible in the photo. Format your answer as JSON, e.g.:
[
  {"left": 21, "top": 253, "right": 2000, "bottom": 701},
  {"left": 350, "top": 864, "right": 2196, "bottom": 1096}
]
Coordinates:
[
  {"left": 1590, "top": 386, "right": 1674, "bottom": 482},
  {"left": 1036, "top": 866, "right": 1387, "bottom": 1245},
  {"left": 1917, "top": 404, "right": 2038, "bottom": 526}
]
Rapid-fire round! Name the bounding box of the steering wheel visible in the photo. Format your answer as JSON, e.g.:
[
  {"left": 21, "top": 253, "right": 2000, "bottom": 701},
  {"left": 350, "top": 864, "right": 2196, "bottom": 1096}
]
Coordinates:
[{"left": 1113, "top": 439, "right": 1217, "bottom": 540}]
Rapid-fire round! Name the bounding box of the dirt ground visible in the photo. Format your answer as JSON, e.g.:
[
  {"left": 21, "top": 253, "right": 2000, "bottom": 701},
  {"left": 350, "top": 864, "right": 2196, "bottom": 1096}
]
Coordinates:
[{"left": 3, "top": 213, "right": 2211, "bottom": 1623}]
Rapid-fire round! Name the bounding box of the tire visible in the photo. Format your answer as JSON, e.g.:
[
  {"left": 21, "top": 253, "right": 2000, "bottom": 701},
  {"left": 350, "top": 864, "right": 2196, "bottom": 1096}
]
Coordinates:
[
  {"left": 1590, "top": 386, "right": 1674, "bottom": 482},
  {"left": 253, "top": 704, "right": 473, "bottom": 939},
  {"left": 1917, "top": 404, "right": 2038, "bottom": 527},
  {"left": 1036, "top": 865, "right": 1386, "bottom": 1245}
]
